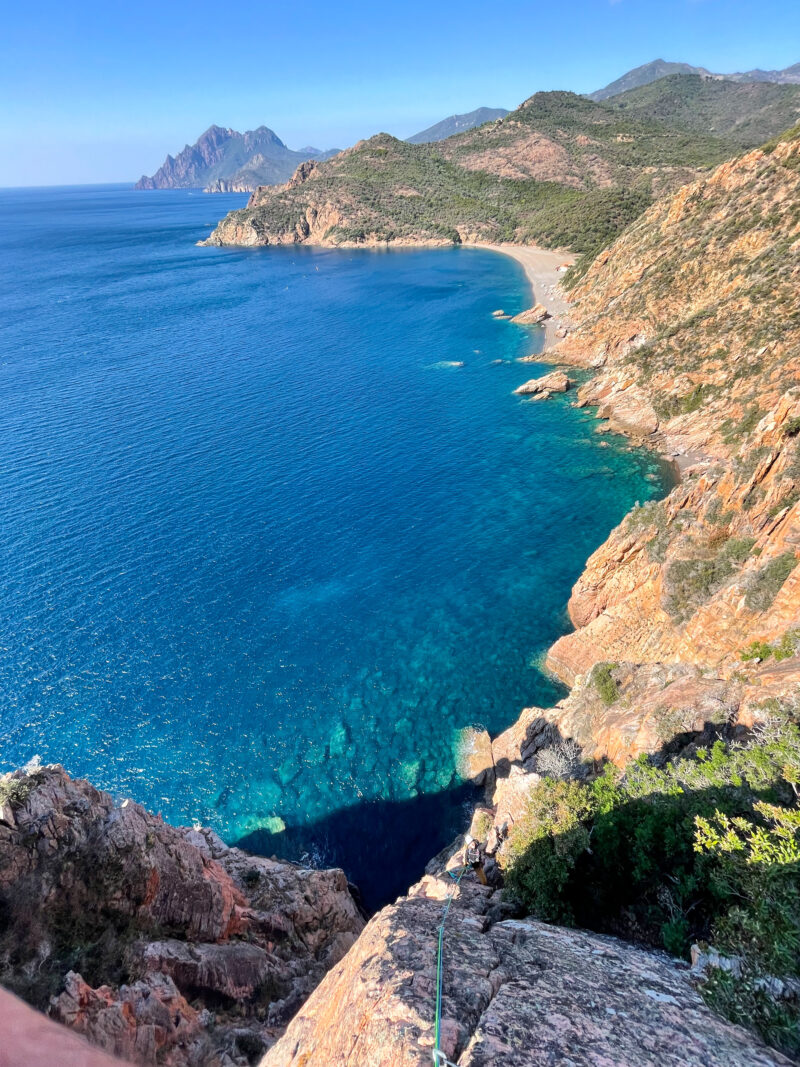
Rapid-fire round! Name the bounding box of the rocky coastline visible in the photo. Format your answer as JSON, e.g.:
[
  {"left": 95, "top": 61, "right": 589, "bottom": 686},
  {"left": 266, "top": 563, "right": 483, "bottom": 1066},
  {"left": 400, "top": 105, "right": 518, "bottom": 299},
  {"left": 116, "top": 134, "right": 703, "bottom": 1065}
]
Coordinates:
[
  {"left": 3, "top": 133, "right": 799, "bottom": 1065},
  {"left": 268, "top": 129, "right": 799, "bottom": 1063}
]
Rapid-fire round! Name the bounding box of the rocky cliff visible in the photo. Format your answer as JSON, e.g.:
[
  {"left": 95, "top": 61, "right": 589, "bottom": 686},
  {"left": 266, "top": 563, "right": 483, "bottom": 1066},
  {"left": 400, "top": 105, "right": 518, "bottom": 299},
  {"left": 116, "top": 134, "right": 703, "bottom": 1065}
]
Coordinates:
[
  {"left": 136, "top": 126, "right": 339, "bottom": 192},
  {"left": 260, "top": 872, "right": 792, "bottom": 1066},
  {"left": 0, "top": 765, "right": 364, "bottom": 1065},
  {"left": 543, "top": 131, "right": 800, "bottom": 706},
  {"left": 255, "top": 127, "right": 800, "bottom": 1064}
]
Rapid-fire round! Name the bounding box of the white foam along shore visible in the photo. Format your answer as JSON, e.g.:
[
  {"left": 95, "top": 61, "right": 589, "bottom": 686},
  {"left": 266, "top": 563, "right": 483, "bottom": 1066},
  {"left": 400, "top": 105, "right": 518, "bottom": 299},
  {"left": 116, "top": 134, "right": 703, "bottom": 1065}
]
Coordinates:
[{"left": 466, "top": 243, "right": 575, "bottom": 350}]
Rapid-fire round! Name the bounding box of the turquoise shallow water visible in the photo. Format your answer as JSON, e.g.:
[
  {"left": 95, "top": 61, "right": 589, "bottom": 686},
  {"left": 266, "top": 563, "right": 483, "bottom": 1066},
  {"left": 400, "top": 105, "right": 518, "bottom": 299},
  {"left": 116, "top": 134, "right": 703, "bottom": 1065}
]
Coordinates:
[{"left": 0, "top": 186, "right": 664, "bottom": 905}]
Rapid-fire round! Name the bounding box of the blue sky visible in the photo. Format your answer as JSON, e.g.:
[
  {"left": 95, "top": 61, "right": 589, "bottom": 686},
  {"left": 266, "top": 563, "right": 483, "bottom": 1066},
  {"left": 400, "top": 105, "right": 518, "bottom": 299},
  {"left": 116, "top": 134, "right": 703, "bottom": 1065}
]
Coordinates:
[{"left": 1, "top": 0, "right": 798, "bottom": 186}]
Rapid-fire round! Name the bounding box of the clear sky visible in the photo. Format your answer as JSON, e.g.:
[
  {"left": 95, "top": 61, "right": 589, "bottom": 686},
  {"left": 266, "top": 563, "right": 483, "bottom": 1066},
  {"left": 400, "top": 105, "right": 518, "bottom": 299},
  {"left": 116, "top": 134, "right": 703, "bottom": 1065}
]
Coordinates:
[{"left": 2, "top": 0, "right": 798, "bottom": 186}]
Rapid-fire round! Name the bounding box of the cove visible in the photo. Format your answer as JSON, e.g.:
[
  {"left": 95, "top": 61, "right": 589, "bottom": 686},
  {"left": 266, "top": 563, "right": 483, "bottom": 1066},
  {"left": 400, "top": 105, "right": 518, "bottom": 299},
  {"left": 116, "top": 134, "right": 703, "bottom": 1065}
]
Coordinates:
[{"left": 0, "top": 187, "right": 666, "bottom": 907}]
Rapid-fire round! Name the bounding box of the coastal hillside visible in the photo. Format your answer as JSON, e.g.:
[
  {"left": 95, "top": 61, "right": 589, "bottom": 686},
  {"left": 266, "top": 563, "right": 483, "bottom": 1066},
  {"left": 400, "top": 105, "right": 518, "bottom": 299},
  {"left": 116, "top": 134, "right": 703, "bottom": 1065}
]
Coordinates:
[
  {"left": 135, "top": 125, "right": 339, "bottom": 192},
  {"left": 547, "top": 126, "right": 800, "bottom": 686},
  {"left": 433, "top": 89, "right": 732, "bottom": 190},
  {"left": 406, "top": 106, "right": 509, "bottom": 143},
  {"left": 590, "top": 57, "right": 800, "bottom": 101},
  {"left": 202, "top": 90, "right": 743, "bottom": 257},
  {"left": 265, "top": 126, "right": 800, "bottom": 1064},
  {"left": 607, "top": 74, "right": 800, "bottom": 149}
]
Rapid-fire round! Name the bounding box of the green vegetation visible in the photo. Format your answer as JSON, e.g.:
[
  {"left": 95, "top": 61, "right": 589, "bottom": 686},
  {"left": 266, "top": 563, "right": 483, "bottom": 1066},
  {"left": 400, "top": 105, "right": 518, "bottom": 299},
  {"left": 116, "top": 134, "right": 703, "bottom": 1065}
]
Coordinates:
[
  {"left": 0, "top": 772, "right": 41, "bottom": 811},
  {"left": 745, "top": 552, "right": 798, "bottom": 613},
  {"left": 502, "top": 711, "right": 800, "bottom": 1055},
  {"left": 741, "top": 629, "right": 800, "bottom": 662},
  {"left": 607, "top": 75, "right": 800, "bottom": 151},
  {"left": 654, "top": 383, "right": 715, "bottom": 420},
  {"left": 695, "top": 802, "right": 800, "bottom": 1055},
  {"left": 446, "top": 90, "right": 735, "bottom": 173},
  {"left": 592, "top": 662, "right": 620, "bottom": 705},
  {"left": 663, "top": 537, "right": 756, "bottom": 622}
]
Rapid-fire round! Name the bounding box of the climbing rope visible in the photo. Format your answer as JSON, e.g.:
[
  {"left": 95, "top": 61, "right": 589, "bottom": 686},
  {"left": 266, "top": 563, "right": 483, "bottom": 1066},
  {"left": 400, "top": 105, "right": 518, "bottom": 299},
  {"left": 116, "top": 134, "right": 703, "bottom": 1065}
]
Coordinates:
[{"left": 432, "top": 863, "right": 469, "bottom": 1067}]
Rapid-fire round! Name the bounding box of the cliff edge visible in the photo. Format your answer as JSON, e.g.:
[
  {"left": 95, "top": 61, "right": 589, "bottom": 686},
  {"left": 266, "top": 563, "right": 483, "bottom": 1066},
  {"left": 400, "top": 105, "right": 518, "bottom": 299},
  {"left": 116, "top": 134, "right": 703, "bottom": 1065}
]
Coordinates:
[{"left": 0, "top": 765, "right": 364, "bottom": 1065}]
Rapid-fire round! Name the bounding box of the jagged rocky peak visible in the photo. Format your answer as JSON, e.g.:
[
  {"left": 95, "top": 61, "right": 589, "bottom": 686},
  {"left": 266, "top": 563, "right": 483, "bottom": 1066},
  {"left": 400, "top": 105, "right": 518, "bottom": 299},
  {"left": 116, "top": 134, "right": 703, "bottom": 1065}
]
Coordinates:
[{"left": 135, "top": 125, "right": 338, "bottom": 192}]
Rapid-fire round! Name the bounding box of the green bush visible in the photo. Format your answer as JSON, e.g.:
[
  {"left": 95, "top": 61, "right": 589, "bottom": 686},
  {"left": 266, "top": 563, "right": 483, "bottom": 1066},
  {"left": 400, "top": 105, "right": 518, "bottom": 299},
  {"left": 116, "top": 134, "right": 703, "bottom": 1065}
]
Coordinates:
[
  {"left": 503, "top": 778, "right": 595, "bottom": 923},
  {"left": 592, "top": 662, "right": 620, "bottom": 705},
  {"left": 694, "top": 802, "right": 800, "bottom": 1055},
  {"left": 741, "top": 629, "right": 800, "bottom": 662},
  {"left": 664, "top": 537, "right": 755, "bottom": 622},
  {"left": 741, "top": 640, "right": 777, "bottom": 662},
  {"left": 502, "top": 717, "right": 800, "bottom": 1053},
  {"left": 745, "top": 552, "right": 798, "bottom": 613}
]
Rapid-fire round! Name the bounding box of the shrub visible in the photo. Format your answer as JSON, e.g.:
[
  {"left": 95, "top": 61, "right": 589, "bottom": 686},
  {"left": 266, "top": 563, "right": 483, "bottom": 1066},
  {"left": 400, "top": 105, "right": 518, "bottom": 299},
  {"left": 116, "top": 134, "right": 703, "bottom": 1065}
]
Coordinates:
[
  {"left": 503, "top": 778, "right": 596, "bottom": 923},
  {"left": 695, "top": 802, "right": 800, "bottom": 1055},
  {"left": 0, "top": 772, "right": 41, "bottom": 811},
  {"left": 741, "top": 630, "right": 800, "bottom": 662},
  {"left": 536, "top": 736, "right": 583, "bottom": 779},
  {"left": 592, "top": 663, "right": 620, "bottom": 705},
  {"left": 745, "top": 552, "right": 798, "bottom": 613},
  {"left": 664, "top": 537, "right": 756, "bottom": 622},
  {"left": 741, "top": 640, "right": 776, "bottom": 662},
  {"left": 502, "top": 715, "right": 800, "bottom": 1057}
]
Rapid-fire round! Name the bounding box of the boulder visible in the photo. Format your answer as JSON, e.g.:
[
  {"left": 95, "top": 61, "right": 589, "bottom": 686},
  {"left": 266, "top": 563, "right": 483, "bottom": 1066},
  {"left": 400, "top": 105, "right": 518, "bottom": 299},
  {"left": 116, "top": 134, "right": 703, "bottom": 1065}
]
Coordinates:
[
  {"left": 0, "top": 765, "right": 364, "bottom": 1066},
  {"left": 511, "top": 303, "right": 550, "bottom": 325},
  {"left": 513, "top": 370, "right": 573, "bottom": 396}
]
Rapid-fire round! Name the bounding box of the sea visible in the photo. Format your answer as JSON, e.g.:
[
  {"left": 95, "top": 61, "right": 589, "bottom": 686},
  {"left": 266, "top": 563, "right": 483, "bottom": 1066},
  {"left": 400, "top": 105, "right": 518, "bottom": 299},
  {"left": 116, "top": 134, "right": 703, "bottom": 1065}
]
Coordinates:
[{"left": 0, "top": 184, "right": 665, "bottom": 907}]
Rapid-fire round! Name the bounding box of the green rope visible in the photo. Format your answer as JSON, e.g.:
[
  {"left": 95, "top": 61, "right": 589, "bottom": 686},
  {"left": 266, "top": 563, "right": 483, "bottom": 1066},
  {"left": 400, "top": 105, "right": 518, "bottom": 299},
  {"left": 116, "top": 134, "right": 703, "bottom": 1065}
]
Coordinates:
[{"left": 433, "top": 864, "right": 469, "bottom": 1065}]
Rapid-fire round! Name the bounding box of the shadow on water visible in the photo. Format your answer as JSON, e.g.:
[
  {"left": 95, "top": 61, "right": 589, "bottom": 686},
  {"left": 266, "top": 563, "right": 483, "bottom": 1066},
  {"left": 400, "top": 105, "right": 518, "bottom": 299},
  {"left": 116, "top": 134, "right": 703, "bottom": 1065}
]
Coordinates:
[{"left": 233, "top": 781, "right": 479, "bottom": 913}]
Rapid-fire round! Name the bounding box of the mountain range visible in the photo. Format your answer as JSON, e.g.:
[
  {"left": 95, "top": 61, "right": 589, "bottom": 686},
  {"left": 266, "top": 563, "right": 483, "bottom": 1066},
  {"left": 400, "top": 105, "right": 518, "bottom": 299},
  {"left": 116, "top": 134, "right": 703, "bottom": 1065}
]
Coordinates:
[
  {"left": 135, "top": 60, "right": 798, "bottom": 194},
  {"left": 135, "top": 125, "right": 340, "bottom": 192},
  {"left": 590, "top": 57, "right": 800, "bottom": 101},
  {"left": 406, "top": 107, "right": 509, "bottom": 143},
  {"left": 202, "top": 73, "right": 800, "bottom": 267}
]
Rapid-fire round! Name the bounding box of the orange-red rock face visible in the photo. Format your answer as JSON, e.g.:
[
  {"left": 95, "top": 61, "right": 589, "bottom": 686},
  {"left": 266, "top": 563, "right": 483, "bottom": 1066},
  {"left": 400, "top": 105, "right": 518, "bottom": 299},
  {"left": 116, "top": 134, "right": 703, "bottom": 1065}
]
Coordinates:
[
  {"left": 0, "top": 766, "right": 364, "bottom": 1066},
  {"left": 541, "top": 139, "right": 800, "bottom": 714},
  {"left": 260, "top": 877, "right": 792, "bottom": 1067}
]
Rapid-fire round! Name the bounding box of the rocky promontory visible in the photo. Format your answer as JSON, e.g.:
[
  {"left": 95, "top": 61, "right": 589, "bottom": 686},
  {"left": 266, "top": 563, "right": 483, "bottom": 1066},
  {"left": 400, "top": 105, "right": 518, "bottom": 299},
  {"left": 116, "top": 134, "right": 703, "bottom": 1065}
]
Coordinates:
[{"left": 0, "top": 765, "right": 364, "bottom": 1065}]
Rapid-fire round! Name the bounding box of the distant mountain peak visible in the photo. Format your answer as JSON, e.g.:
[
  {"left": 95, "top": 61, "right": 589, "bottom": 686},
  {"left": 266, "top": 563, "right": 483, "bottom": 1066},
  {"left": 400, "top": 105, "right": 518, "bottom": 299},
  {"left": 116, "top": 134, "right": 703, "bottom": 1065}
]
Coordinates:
[
  {"left": 135, "top": 126, "right": 335, "bottom": 192},
  {"left": 590, "top": 58, "right": 800, "bottom": 101},
  {"left": 406, "top": 107, "right": 509, "bottom": 144}
]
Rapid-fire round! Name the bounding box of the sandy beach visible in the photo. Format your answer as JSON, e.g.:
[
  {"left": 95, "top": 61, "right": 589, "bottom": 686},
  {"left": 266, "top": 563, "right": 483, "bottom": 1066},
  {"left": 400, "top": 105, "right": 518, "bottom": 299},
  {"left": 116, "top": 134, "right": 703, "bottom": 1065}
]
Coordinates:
[{"left": 466, "top": 243, "right": 574, "bottom": 350}]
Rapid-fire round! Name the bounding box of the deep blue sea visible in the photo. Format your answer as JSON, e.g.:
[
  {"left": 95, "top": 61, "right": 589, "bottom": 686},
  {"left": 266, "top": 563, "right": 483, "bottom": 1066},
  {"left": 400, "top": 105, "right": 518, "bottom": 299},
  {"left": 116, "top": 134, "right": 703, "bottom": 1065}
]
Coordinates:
[{"left": 0, "top": 185, "right": 664, "bottom": 905}]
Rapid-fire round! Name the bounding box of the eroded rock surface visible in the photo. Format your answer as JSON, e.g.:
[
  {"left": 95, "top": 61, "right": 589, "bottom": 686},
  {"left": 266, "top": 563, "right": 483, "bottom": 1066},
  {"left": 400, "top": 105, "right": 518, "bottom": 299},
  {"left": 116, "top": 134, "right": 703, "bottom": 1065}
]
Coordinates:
[
  {"left": 513, "top": 369, "right": 573, "bottom": 396},
  {"left": 544, "top": 137, "right": 800, "bottom": 688},
  {"left": 0, "top": 765, "right": 364, "bottom": 1065},
  {"left": 261, "top": 875, "right": 791, "bottom": 1066}
]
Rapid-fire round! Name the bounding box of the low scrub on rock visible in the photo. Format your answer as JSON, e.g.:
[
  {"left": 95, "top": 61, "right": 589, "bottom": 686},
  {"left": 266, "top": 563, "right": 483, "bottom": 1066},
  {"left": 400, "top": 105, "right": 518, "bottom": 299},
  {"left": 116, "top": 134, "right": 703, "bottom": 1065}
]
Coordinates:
[{"left": 502, "top": 706, "right": 800, "bottom": 1057}]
